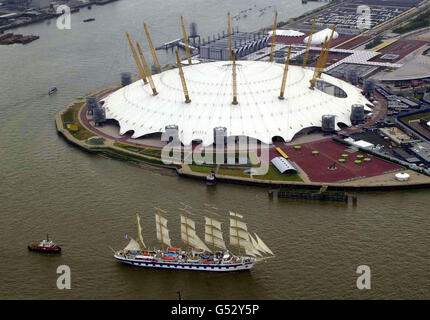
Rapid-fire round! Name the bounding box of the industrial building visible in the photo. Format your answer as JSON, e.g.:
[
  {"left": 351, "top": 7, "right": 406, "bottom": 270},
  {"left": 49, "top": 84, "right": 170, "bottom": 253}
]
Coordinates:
[{"left": 199, "top": 30, "right": 269, "bottom": 61}]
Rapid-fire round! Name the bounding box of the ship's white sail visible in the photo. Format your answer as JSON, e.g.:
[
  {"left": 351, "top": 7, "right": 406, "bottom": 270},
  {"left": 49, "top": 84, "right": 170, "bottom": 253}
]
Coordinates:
[
  {"left": 204, "top": 217, "right": 226, "bottom": 250},
  {"left": 123, "top": 238, "right": 141, "bottom": 251},
  {"left": 250, "top": 234, "right": 264, "bottom": 255},
  {"left": 254, "top": 233, "right": 274, "bottom": 256},
  {"left": 230, "top": 211, "right": 243, "bottom": 219},
  {"left": 181, "top": 216, "right": 211, "bottom": 252},
  {"left": 136, "top": 213, "right": 146, "bottom": 248},
  {"left": 229, "top": 217, "right": 261, "bottom": 257},
  {"left": 155, "top": 213, "right": 171, "bottom": 248}
]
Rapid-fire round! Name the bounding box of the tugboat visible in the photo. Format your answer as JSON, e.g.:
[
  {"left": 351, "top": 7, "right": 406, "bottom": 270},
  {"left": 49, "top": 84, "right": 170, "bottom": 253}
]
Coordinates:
[
  {"left": 113, "top": 210, "right": 274, "bottom": 272},
  {"left": 48, "top": 87, "right": 57, "bottom": 95},
  {"left": 28, "top": 235, "right": 61, "bottom": 254},
  {"left": 206, "top": 170, "right": 216, "bottom": 186}
]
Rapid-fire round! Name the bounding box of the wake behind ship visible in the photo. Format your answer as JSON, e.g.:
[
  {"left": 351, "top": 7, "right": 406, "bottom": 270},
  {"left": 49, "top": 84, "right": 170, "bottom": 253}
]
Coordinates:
[{"left": 114, "top": 209, "right": 274, "bottom": 272}]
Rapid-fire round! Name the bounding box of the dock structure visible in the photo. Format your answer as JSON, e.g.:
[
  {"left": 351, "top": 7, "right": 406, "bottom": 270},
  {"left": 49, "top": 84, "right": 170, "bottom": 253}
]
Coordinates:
[
  {"left": 156, "top": 38, "right": 182, "bottom": 50},
  {"left": 156, "top": 38, "right": 199, "bottom": 54},
  {"left": 275, "top": 188, "right": 349, "bottom": 202}
]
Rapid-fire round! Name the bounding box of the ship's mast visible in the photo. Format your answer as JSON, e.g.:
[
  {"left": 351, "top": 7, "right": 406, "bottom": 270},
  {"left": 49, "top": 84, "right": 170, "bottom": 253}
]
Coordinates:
[{"left": 155, "top": 207, "right": 169, "bottom": 251}]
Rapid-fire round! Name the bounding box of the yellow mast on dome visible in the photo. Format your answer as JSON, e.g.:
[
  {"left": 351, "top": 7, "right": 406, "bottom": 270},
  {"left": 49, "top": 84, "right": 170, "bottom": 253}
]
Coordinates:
[
  {"left": 269, "top": 11, "right": 278, "bottom": 62},
  {"left": 279, "top": 45, "right": 292, "bottom": 100},
  {"left": 303, "top": 18, "right": 316, "bottom": 66},
  {"left": 175, "top": 49, "right": 191, "bottom": 103},
  {"left": 136, "top": 41, "right": 158, "bottom": 96},
  {"left": 126, "top": 32, "right": 148, "bottom": 84},
  {"left": 143, "top": 22, "right": 161, "bottom": 74},
  {"left": 228, "top": 11, "right": 232, "bottom": 60},
  {"left": 180, "top": 16, "right": 192, "bottom": 65},
  {"left": 232, "top": 51, "right": 238, "bottom": 105}
]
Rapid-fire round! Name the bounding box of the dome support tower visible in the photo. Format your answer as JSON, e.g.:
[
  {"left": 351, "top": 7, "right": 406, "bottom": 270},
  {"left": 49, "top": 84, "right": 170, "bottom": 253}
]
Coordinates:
[
  {"left": 136, "top": 42, "right": 158, "bottom": 96},
  {"left": 302, "top": 18, "right": 316, "bottom": 66},
  {"left": 175, "top": 49, "right": 191, "bottom": 103},
  {"left": 126, "top": 32, "right": 148, "bottom": 84},
  {"left": 143, "top": 22, "right": 161, "bottom": 74},
  {"left": 269, "top": 11, "right": 278, "bottom": 62},
  {"left": 232, "top": 51, "right": 238, "bottom": 105},
  {"left": 279, "top": 46, "right": 292, "bottom": 100},
  {"left": 317, "top": 25, "right": 336, "bottom": 79},
  {"left": 310, "top": 36, "right": 328, "bottom": 89},
  {"left": 181, "top": 16, "right": 192, "bottom": 65},
  {"left": 228, "top": 12, "right": 232, "bottom": 60}
]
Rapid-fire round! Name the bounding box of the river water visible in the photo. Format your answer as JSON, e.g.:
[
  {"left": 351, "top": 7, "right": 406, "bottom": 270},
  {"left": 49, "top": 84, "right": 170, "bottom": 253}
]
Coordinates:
[{"left": 1, "top": 0, "right": 430, "bottom": 300}]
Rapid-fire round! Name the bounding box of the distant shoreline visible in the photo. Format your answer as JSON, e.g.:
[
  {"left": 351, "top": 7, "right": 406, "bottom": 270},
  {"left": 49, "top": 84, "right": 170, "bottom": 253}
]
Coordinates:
[{"left": 0, "top": 0, "right": 119, "bottom": 33}]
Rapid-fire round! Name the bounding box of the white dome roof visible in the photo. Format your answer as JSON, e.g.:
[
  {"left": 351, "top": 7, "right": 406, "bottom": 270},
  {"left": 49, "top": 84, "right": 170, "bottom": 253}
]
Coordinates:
[
  {"left": 303, "top": 28, "right": 339, "bottom": 45},
  {"left": 102, "top": 60, "right": 371, "bottom": 145}
]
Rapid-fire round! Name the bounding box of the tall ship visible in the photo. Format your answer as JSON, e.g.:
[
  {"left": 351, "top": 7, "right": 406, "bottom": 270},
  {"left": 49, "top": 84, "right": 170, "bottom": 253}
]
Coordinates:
[{"left": 113, "top": 208, "right": 274, "bottom": 272}]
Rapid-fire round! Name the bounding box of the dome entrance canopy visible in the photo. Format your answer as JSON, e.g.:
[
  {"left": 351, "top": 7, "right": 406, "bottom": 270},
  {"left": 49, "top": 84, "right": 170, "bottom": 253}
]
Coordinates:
[{"left": 102, "top": 61, "right": 371, "bottom": 145}]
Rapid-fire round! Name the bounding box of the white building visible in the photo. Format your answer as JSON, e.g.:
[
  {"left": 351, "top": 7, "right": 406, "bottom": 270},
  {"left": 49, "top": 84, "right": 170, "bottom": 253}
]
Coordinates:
[{"left": 102, "top": 60, "right": 371, "bottom": 145}]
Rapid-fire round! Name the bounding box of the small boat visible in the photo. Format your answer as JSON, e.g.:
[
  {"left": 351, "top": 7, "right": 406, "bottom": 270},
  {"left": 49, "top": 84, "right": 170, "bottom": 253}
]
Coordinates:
[
  {"left": 48, "top": 87, "right": 57, "bottom": 95},
  {"left": 206, "top": 171, "right": 216, "bottom": 186},
  {"left": 28, "top": 235, "right": 61, "bottom": 254},
  {"left": 83, "top": 18, "right": 95, "bottom": 23}
]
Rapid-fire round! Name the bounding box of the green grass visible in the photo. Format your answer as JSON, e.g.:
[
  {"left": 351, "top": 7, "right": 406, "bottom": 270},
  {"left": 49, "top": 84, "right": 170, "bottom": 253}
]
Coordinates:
[
  {"left": 188, "top": 164, "right": 216, "bottom": 174},
  {"left": 393, "top": 9, "right": 430, "bottom": 34},
  {"left": 218, "top": 166, "right": 250, "bottom": 178},
  {"left": 61, "top": 102, "right": 95, "bottom": 141},
  {"left": 400, "top": 111, "right": 430, "bottom": 123},
  {"left": 253, "top": 165, "right": 303, "bottom": 182}
]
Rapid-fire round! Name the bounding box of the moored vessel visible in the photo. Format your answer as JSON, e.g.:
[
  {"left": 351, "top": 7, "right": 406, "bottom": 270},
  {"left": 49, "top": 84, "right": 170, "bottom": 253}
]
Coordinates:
[
  {"left": 206, "top": 171, "right": 216, "bottom": 186},
  {"left": 114, "top": 209, "right": 274, "bottom": 272}
]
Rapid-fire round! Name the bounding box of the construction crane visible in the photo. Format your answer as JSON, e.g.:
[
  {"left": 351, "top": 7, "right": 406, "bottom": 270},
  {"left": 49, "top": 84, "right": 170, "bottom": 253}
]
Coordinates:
[
  {"left": 316, "top": 25, "right": 336, "bottom": 79},
  {"left": 302, "top": 18, "right": 316, "bottom": 66},
  {"left": 136, "top": 42, "right": 158, "bottom": 95},
  {"left": 126, "top": 32, "right": 148, "bottom": 84},
  {"left": 310, "top": 36, "right": 328, "bottom": 89},
  {"left": 175, "top": 49, "right": 191, "bottom": 103},
  {"left": 232, "top": 51, "right": 238, "bottom": 105},
  {"left": 228, "top": 11, "right": 232, "bottom": 60},
  {"left": 143, "top": 22, "right": 161, "bottom": 74},
  {"left": 269, "top": 11, "right": 278, "bottom": 62},
  {"left": 180, "top": 16, "right": 192, "bottom": 65},
  {"left": 279, "top": 46, "right": 292, "bottom": 100}
]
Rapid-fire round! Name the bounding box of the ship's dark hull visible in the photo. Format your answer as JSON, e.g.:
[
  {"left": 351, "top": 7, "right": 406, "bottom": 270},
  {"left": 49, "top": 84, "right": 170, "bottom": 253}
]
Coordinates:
[{"left": 28, "top": 244, "right": 61, "bottom": 254}]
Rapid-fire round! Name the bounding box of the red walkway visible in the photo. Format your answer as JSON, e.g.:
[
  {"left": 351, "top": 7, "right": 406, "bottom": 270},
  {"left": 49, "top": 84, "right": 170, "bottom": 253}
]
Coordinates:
[{"left": 273, "top": 139, "right": 401, "bottom": 183}]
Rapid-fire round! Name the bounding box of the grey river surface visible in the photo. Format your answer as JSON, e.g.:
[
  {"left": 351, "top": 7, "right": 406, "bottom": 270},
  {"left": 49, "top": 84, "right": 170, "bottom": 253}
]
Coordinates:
[{"left": 1, "top": 0, "right": 430, "bottom": 299}]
